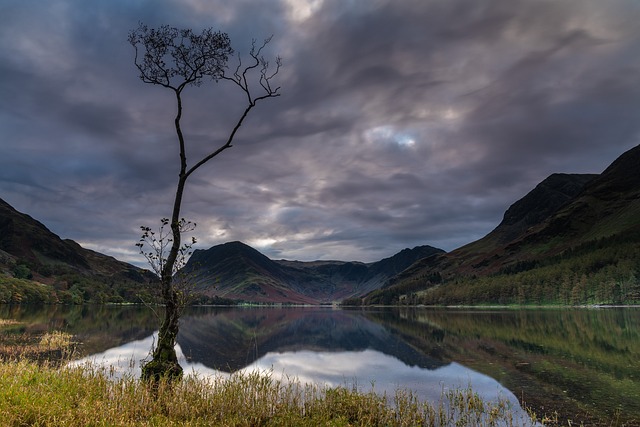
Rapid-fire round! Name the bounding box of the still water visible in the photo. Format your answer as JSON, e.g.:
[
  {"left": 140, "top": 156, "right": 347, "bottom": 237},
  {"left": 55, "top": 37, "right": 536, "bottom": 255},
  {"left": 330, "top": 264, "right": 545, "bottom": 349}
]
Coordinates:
[{"left": 2, "top": 305, "right": 639, "bottom": 425}]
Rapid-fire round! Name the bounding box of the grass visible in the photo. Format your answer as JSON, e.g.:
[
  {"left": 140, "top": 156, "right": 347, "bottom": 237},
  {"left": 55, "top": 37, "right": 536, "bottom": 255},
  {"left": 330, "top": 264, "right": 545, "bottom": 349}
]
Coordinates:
[
  {"left": 38, "top": 331, "right": 74, "bottom": 350},
  {"left": 0, "top": 319, "right": 77, "bottom": 363},
  {"left": 0, "top": 359, "right": 545, "bottom": 427}
]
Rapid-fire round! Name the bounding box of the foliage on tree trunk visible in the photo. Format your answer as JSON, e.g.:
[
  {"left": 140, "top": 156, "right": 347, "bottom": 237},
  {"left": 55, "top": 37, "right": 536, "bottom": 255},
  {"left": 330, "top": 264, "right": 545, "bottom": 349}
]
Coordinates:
[{"left": 137, "top": 218, "right": 195, "bottom": 381}]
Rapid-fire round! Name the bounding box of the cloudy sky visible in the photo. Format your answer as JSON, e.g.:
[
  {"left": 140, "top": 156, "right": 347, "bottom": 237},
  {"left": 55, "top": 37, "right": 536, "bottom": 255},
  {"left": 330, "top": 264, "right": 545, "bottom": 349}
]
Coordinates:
[{"left": 1, "top": 0, "right": 639, "bottom": 266}]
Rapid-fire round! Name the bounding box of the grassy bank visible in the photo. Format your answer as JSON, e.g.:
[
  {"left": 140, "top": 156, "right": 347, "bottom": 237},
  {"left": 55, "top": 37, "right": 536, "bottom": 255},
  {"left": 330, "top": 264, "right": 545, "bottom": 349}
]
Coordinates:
[{"left": 0, "top": 359, "right": 546, "bottom": 427}]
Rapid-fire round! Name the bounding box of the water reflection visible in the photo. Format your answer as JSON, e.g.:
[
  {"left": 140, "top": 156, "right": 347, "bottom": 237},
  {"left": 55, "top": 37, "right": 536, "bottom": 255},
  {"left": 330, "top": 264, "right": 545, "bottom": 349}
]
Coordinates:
[
  {"left": 72, "top": 332, "right": 532, "bottom": 424},
  {"left": 370, "top": 307, "right": 640, "bottom": 425},
  {"left": 177, "top": 306, "right": 443, "bottom": 372},
  {"left": 69, "top": 306, "right": 533, "bottom": 424}
]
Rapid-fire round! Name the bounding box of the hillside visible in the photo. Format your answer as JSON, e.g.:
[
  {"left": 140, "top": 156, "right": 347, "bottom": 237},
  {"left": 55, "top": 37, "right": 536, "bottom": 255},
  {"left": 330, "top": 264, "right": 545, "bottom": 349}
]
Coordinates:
[
  {"left": 0, "top": 197, "right": 156, "bottom": 304},
  {"left": 183, "top": 241, "right": 319, "bottom": 304},
  {"left": 183, "top": 241, "right": 443, "bottom": 304},
  {"left": 363, "top": 144, "right": 640, "bottom": 305}
]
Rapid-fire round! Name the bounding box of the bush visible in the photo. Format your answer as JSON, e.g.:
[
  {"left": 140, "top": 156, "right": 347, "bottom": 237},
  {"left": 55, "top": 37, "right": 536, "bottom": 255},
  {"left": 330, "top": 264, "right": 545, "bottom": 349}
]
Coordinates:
[{"left": 12, "top": 264, "right": 32, "bottom": 280}]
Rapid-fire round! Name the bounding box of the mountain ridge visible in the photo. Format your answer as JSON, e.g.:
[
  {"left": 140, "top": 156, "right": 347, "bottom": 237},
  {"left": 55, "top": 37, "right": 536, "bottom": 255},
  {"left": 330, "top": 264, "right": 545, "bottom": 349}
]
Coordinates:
[
  {"left": 183, "top": 241, "right": 444, "bottom": 303},
  {"left": 362, "top": 143, "right": 640, "bottom": 305}
]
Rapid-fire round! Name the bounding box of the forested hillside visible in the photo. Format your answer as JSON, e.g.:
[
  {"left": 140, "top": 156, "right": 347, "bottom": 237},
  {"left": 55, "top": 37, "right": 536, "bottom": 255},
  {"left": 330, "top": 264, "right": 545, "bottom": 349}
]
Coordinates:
[
  {"left": 359, "top": 144, "right": 640, "bottom": 306},
  {"left": 0, "top": 198, "right": 156, "bottom": 304}
]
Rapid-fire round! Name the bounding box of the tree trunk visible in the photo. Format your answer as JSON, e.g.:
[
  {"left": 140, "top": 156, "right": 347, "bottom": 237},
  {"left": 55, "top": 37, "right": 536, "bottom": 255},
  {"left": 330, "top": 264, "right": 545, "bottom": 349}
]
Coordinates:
[
  {"left": 141, "top": 280, "right": 183, "bottom": 382},
  {"left": 141, "top": 168, "right": 187, "bottom": 382}
]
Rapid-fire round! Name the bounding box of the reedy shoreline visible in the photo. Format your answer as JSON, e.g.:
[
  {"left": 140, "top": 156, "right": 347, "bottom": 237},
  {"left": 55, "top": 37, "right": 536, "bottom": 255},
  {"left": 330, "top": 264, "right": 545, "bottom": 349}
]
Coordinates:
[{"left": 0, "top": 358, "right": 545, "bottom": 427}]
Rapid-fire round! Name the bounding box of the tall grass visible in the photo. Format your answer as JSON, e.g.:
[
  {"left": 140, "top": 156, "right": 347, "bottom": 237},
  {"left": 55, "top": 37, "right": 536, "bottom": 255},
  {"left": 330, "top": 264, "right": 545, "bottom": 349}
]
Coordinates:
[
  {"left": 0, "top": 359, "right": 541, "bottom": 426},
  {"left": 0, "top": 324, "right": 76, "bottom": 362}
]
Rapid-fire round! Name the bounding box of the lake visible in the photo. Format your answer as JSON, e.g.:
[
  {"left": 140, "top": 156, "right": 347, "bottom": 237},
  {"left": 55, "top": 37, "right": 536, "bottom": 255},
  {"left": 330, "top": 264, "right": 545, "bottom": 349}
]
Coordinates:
[{"left": 1, "top": 305, "right": 638, "bottom": 425}]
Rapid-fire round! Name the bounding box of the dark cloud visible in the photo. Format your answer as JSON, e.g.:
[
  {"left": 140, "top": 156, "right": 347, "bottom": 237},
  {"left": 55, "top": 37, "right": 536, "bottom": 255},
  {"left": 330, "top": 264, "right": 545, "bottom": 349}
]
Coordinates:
[{"left": 1, "top": 0, "right": 639, "bottom": 265}]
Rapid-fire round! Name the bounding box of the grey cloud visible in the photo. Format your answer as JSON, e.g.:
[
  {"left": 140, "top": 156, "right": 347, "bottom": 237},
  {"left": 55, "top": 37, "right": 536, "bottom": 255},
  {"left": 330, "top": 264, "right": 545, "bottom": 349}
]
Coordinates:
[{"left": 1, "top": 0, "right": 639, "bottom": 265}]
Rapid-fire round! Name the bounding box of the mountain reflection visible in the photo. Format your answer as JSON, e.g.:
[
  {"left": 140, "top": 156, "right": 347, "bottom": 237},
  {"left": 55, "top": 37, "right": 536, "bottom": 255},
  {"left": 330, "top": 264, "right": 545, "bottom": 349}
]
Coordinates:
[{"left": 177, "top": 306, "right": 444, "bottom": 372}]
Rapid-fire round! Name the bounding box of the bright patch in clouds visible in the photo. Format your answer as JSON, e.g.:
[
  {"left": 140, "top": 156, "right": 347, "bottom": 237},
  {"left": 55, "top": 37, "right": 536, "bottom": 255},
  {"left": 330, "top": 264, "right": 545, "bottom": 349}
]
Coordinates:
[
  {"left": 249, "top": 237, "right": 279, "bottom": 248},
  {"left": 414, "top": 106, "right": 464, "bottom": 122},
  {"left": 364, "top": 125, "right": 416, "bottom": 148},
  {"left": 285, "top": 0, "right": 324, "bottom": 22}
]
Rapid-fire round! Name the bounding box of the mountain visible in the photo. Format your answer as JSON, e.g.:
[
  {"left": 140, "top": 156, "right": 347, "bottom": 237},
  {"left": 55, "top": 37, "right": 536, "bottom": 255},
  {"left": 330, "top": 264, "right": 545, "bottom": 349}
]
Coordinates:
[
  {"left": 363, "top": 144, "right": 640, "bottom": 305},
  {"left": 183, "top": 241, "right": 319, "bottom": 304},
  {"left": 490, "top": 173, "right": 598, "bottom": 245},
  {"left": 0, "top": 198, "right": 90, "bottom": 270},
  {"left": 435, "top": 173, "right": 598, "bottom": 276},
  {"left": 1, "top": 195, "right": 444, "bottom": 305},
  {"left": 0, "top": 197, "right": 155, "bottom": 304},
  {"left": 183, "top": 241, "right": 444, "bottom": 304}
]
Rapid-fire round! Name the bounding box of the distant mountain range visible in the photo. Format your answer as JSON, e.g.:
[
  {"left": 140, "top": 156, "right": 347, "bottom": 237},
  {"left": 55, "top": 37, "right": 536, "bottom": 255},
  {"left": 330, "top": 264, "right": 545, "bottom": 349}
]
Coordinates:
[
  {"left": 2, "top": 143, "right": 639, "bottom": 305},
  {"left": 0, "top": 194, "right": 442, "bottom": 304},
  {"left": 182, "top": 241, "right": 443, "bottom": 303}
]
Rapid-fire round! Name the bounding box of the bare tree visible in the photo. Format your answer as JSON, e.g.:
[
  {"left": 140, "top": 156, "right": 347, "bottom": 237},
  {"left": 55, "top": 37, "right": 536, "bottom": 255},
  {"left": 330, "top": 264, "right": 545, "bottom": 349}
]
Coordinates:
[{"left": 128, "top": 23, "right": 281, "bottom": 381}]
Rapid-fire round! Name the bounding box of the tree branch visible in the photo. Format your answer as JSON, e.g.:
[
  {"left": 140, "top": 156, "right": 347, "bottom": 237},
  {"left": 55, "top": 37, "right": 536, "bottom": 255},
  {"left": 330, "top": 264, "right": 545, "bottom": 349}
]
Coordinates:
[{"left": 187, "top": 37, "right": 281, "bottom": 178}]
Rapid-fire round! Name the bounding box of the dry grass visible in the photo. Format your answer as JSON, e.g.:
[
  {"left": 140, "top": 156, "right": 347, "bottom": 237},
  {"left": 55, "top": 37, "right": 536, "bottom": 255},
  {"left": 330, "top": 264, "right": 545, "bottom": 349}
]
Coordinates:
[
  {"left": 0, "top": 359, "right": 541, "bottom": 426},
  {"left": 0, "top": 322, "right": 77, "bottom": 363},
  {"left": 38, "top": 330, "right": 73, "bottom": 350},
  {"left": 0, "top": 319, "right": 20, "bottom": 327}
]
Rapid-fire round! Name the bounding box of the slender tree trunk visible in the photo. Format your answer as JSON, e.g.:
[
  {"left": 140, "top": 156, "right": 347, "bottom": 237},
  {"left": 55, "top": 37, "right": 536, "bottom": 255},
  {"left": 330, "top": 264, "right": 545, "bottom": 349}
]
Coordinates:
[
  {"left": 141, "top": 90, "right": 188, "bottom": 382},
  {"left": 141, "top": 284, "right": 182, "bottom": 382},
  {"left": 141, "top": 176, "right": 186, "bottom": 381},
  {"left": 135, "top": 41, "right": 280, "bottom": 380}
]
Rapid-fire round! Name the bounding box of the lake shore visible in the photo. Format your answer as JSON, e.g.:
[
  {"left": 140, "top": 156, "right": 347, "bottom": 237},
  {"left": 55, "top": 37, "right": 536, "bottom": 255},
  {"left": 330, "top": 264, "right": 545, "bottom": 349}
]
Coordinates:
[{"left": 0, "top": 357, "right": 549, "bottom": 427}]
